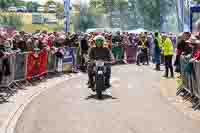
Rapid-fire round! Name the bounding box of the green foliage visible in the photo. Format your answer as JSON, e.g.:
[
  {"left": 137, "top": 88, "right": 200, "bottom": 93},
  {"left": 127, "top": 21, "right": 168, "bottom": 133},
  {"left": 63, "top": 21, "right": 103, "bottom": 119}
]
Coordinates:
[
  {"left": 15, "top": 0, "right": 26, "bottom": 7},
  {"left": 26, "top": 1, "right": 40, "bottom": 12},
  {"left": 0, "top": 0, "right": 40, "bottom": 12},
  {"left": 44, "top": 0, "right": 57, "bottom": 12},
  {"left": 0, "top": 14, "right": 23, "bottom": 30},
  {"left": 79, "top": 15, "right": 96, "bottom": 31},
  {"left": 0, "top": 0, "right": 10, "bottom": 9},
  {"left": 56, "top": 2, "right": 64, "bottom": 19},
  {"left": 193, "top": 0, "right": 200, "bottom": 3},
  {"left": 83, "top": 0, "right": 178, "bottom": 31}
]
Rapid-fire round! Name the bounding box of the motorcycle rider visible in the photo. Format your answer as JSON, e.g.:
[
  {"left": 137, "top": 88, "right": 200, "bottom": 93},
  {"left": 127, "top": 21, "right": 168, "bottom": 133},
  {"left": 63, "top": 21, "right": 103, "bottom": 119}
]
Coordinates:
[{"left": 87, "top": 35, "right": 113, "bottom": 90}]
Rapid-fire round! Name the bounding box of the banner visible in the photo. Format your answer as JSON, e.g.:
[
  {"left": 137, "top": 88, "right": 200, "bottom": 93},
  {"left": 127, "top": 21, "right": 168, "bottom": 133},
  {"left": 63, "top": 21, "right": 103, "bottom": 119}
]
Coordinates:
[
  {"left": 56, "top": 58, "right": 63, "bottom": 72},
  {"left": 38, "top": 49, "right": 48, "bottom": 76},
  {"left": 125, "top": 45, "right": 137, "bottom": 63},
  {"left": 62, "top": 47, "right": 73, "bottom": 71},
  {"left": 26, "top": 52, "right": 40, "bottom": 80},
  {"left": 14, "top": 53, "right": 27, "bottom": 81}
]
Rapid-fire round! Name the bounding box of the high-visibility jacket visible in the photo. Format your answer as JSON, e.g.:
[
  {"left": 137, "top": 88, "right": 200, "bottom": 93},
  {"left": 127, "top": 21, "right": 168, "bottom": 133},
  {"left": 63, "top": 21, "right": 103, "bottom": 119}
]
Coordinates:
[
  {"left": 162, "top": 37, "right": 174, "bottom": 56},
  {"left": 155, "top": 36, "right": 162, "bottom": 49},
  {"left": 141, "top": 40, "right": 147, "bottom": 48}
]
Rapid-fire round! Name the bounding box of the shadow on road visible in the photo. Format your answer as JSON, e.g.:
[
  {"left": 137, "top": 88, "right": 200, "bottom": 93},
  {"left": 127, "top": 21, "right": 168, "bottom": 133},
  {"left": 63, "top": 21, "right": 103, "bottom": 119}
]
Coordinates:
[{"left": 85, "top": 94, "right": 118, "bottom": 100}]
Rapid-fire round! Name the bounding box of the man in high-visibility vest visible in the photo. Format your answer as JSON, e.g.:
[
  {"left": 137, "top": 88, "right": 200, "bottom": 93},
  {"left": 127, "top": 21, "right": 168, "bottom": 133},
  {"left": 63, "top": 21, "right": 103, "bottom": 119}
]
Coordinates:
[
  {"left": 162, "top": 34, "right": 174, "bottom": 78},
  {"left": 137, "top": 34, "right": 149, "bottom": 65},
  {"left": 154, "top": 32, "right": 162, "bottom": 70}
]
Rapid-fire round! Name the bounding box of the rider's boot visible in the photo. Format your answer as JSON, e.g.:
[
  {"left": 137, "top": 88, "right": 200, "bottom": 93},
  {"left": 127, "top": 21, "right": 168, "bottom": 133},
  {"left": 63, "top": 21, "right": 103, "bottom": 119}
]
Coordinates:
[
  {"left": 105, "top": 78, "right": 111, "bottom": 89},
  {"left": 88, "top": 74, "right": 95, "bottom": 91}
]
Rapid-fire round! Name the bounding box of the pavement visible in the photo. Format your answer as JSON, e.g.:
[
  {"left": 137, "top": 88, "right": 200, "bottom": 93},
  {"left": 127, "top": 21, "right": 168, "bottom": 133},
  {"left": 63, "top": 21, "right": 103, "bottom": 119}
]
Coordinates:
[
  {"left": 0, "top": 64, "right": 200, "bottom": 133},
  {"left": 0, "top": 73, "right": 81, "bottom": 133}
]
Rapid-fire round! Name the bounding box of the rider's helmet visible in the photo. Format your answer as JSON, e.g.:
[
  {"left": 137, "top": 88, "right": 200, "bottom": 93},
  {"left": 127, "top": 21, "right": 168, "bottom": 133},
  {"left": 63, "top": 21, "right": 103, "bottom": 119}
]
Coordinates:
[{"left": 94, "top": 35, "right": 105, "bottom": 47}]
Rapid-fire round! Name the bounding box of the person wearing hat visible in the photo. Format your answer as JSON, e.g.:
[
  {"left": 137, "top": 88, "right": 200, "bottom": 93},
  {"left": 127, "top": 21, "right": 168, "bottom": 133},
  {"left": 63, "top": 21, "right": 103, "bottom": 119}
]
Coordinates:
[
  {"left": 174, "top": 32, "right": 191, "bottom": 72},
  {"left": 162, "top": 34, "right": 174, "bottom": 78}
]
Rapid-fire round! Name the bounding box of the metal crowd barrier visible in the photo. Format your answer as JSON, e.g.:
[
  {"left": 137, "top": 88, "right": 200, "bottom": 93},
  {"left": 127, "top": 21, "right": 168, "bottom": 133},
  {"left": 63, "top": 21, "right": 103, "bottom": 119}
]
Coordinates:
[
  {"left": 179, "top": 56, "right": 193, "bottom": 94},
  {"left": 14, "top": 52, "right": 28, "bottom": 81},
  {"left": 192, "top": 61, "right": 200, "bottom": 99},
  {"left": 0, "top": 47, "right": 78, "bottom": 101},
  {"left": 0, "top": 54, "right": 16, "bottom": 97},
  {"left": 178, "top": 55, "right": 200, "bottom": 110}
]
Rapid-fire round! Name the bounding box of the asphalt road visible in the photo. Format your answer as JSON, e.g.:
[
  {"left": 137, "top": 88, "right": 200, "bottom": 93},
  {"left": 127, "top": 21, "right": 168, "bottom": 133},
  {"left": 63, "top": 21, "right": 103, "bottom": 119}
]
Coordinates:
[{"left": 15, "top": 64, "right": 200, "bottom": 133}]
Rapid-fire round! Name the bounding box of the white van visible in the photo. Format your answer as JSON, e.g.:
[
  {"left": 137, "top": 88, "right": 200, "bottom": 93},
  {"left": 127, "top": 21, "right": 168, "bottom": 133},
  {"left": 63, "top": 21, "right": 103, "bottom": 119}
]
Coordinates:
[{"left": 8, "top": 7, "right": 17, "bottom": 12}]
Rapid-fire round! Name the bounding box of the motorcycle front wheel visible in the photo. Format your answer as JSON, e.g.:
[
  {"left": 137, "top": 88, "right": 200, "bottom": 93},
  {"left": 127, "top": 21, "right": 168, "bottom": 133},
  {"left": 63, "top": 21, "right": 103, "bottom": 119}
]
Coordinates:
[{"left": 95, "top": 74, "right": 104, "bottom": 99}]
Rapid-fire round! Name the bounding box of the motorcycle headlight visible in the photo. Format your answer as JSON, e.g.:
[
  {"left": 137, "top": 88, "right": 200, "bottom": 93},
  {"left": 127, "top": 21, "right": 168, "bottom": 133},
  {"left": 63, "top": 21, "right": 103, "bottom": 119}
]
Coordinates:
[{"left": 98, "top": 71, "right": 103, "bottom": 75}]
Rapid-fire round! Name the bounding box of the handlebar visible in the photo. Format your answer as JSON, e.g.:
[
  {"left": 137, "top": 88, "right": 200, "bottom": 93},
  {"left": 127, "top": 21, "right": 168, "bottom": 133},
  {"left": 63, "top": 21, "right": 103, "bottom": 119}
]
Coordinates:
[{"left": 90, "top": 60, "right": 112, "bottom": 64}]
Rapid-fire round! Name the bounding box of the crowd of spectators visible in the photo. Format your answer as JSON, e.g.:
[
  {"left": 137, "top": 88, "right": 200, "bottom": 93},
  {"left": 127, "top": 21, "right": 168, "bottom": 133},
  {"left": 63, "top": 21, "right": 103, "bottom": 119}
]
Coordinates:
[{"left": 174, "top": 31, "right": 200, "bottom": 73}]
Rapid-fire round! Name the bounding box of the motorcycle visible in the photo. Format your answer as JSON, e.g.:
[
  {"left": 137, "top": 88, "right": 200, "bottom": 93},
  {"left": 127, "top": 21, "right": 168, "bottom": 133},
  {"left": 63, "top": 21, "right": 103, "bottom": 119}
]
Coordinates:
[{"left": 92, "top": 60, "right": 111, "bottom": 99}]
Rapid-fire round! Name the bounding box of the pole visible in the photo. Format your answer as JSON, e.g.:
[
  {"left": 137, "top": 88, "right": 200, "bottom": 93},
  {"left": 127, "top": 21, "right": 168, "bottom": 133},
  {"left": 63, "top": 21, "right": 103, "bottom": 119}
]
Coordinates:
[
  {"left": 180, "top": 0, "right": 184, "bottom": 31},
  {"left": 64, "top": 0, "right": 71, "bottom": 32}
]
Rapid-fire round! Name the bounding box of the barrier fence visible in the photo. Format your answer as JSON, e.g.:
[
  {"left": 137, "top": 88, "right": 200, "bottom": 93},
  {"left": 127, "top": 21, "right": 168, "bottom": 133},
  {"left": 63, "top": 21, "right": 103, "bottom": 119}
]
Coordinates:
[
  {"left": 178, "top": 55, "right": 200, "bottom": 110},
  {"left": 0, "top": 47, "right": 78, "bottom": 100}
]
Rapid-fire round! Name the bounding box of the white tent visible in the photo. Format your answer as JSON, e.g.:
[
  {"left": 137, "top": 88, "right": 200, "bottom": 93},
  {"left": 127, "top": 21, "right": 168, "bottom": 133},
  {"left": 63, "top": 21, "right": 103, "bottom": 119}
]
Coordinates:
[{"left": 126, "top": 28, "right": 150, "bottom": 33}]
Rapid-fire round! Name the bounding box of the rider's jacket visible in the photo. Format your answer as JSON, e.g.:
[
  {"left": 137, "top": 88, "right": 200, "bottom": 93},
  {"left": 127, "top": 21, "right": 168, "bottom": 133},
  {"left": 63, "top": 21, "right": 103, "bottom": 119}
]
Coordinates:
[{"left": 89, "top": 47, "right": 113, "bottom": 61}]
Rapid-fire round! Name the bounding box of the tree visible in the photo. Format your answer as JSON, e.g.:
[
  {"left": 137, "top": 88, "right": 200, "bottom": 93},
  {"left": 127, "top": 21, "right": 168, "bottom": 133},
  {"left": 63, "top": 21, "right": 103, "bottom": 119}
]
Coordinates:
[
  {"left": 89, "top": 0, "right": 106, "bottom": 15},
  {"left": 26, "top": 1, "right": 40, "bottom": 12},
  {"left": 193, "top": 0, "right": 200, "bottom": 3},
  {"left": 0, "top": 14, "right": 23, "bottom": 30},
  {"left": 15, "top": 0, "right": 26, "bottom": 7},
  {"left": 56, "top": 2, "right": 64, "bottom": 18},
  {"left": 0, "top": 0, "right": 15, "bottom": 9},
  {"left": 79, "top": 15, "right": 96, "bottom": 31},
  {"left": 136, "top": 0, "right": 176, "bottom": 31},
  {"left": 44, "top": 0, "right": 57, "bottom": 12}
]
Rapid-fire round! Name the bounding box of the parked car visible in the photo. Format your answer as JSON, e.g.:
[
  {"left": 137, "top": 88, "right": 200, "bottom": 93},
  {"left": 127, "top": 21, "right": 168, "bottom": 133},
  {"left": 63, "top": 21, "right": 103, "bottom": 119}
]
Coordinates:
[
  {"left": 37, "top": 7, "right": 45, "bottom": 12},
  {"left": 48, "top": 4, "right": 56, "bottom": 13},
  {"left": 45, "top": 17, "right": 58, "bottom": 24},
  {"left": 17, "top": 6, "right": 27, "bottom": 12},
  {"left": 8, "top": 7, "right": 17, "bottom": 12}
]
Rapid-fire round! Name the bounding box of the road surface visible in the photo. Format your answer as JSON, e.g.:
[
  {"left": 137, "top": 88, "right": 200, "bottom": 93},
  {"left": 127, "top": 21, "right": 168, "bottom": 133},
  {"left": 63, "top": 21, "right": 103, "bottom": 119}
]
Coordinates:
[{"left": 15, "top": 64, "right": 200, "bottom": 133}]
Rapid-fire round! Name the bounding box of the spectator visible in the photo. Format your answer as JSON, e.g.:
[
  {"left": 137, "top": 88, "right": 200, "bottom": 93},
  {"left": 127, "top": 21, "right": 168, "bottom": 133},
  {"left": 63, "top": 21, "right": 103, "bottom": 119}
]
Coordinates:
[
  {"left": 174, "top": 32, "right": 191, "bottom": 72},
  {"left": 162, "top": 34, "right": 174, "bottom": 78}
]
